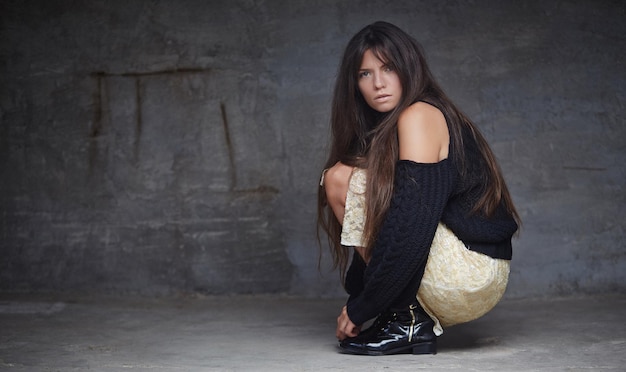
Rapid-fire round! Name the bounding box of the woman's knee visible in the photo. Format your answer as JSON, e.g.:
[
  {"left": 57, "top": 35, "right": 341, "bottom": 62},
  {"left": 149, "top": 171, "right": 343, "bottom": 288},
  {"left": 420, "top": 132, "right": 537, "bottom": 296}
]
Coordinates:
[
  {"left": 324, "top": 162, "right": 353, "bottom": 223},
  {"left": 323, "top": 162, "right": 353, "bottom": 204}
]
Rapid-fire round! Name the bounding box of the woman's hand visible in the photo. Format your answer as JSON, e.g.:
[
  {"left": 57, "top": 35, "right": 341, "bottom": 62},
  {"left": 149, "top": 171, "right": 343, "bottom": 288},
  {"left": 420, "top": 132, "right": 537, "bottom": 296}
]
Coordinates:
[{"left": 336, "top": 306, "right": 360, "bottom": 341}]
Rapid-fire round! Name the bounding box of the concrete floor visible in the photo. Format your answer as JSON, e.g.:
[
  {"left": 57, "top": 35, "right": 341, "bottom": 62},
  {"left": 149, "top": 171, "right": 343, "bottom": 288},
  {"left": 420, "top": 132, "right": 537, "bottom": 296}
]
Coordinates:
[{"left": 0, "top": 293, "right": 625, "bottom": 371}]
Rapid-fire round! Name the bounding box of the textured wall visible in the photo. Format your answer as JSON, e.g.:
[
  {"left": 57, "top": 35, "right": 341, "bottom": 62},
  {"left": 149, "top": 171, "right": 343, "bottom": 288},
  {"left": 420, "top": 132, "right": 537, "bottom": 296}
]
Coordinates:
[{"left": 1, "top": 0, "right": 624, "bottom": 298}]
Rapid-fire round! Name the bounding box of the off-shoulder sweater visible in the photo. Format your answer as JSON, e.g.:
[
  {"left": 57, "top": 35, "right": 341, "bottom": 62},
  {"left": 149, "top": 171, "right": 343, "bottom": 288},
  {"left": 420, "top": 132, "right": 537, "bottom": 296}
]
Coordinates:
[{"left": 344, "top": 128, "right": 518, "bottom": 326}]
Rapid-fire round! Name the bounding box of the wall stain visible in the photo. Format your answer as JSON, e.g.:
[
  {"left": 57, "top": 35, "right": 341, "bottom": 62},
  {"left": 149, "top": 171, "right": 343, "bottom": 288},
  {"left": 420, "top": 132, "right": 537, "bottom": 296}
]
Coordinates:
[
  {"left": 90, "top": 69, "right": 214, "bottom": 168},
  {"left": 233, "top": 185, "right": 279, "bottom": 194},
  {"left": 91, "top": 67, "right": 211, "bottom": 78},
  {"left": 91, "top": 72, "right": 105, "bottom": 138},
  {"left": 562, "top": 166, "right": 607, "bottom": 171},
  {"left": 88, "top": 72, "right": 106, "bottom": 174},
  {"left": 134, "top": 77, "right": 142, "bottom": 162},
  {"left": 88, "top": 68, "right": 279, "bottom": 194},
  {"left": 220, "top": 102, "right": 237, "bottom": 190}
]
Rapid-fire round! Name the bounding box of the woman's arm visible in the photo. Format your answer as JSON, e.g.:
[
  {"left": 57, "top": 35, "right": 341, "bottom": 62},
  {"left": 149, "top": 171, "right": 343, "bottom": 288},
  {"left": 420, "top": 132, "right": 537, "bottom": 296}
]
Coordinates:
[
  {"left": 346, "top": 160, "right": 454, "bottom": 325},
  {"left": 344, "top": 253, "right": 366, "bottom": 297},
  {"left": 345, "top": 102, "right": 454, "bottom": 326}
]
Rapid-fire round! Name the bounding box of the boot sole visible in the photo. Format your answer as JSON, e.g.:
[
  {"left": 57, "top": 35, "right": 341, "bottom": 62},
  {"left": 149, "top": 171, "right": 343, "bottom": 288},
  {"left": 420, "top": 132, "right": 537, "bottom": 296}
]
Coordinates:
[{"left": 339, "top": 340, "right": 437, "bottom": 356}]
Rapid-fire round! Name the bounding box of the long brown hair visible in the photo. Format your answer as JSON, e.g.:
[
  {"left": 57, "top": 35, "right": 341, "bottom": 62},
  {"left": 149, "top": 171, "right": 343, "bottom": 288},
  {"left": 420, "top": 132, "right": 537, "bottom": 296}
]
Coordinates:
[{"left": 317, "top": 21, "right": 520, "bottom": 279}]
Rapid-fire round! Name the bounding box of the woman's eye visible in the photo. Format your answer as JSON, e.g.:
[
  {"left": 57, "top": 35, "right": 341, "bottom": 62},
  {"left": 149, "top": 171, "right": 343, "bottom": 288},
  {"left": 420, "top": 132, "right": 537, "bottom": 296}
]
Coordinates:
[
  {"left": 359, "top": 71, "right": 370, "bottom": 78},
  {"left": 383, "top": 66, "right": 393, "bottom": 72}
]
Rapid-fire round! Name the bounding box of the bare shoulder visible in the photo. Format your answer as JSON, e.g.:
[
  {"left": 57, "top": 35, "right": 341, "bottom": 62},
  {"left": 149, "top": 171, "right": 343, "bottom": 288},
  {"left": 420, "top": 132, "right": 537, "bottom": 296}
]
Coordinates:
[
  {"left": 397, "top": 102, "right": 449, "bottom": 162},
  {"left": 398, "top": 101, "right": 446, "bottom": 131}
]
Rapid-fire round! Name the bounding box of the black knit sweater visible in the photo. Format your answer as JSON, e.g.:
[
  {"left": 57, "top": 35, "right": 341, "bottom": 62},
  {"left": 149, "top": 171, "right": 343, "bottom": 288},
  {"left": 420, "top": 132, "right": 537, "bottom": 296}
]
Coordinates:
[{"left": 344, "top": 133, "right": 518, "bottom": 326}]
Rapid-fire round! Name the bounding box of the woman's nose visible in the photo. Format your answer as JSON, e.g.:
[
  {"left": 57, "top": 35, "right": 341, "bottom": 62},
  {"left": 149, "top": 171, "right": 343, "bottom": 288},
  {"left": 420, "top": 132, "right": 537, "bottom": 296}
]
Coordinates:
[{"left": 374, "top": 74, "right": 385, "bottom": 89}]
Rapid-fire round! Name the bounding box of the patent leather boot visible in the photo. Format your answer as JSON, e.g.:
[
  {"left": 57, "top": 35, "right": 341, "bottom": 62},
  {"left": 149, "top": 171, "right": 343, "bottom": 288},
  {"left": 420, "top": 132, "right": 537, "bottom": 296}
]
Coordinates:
[{"left": 339, "top": 303, "right": 437, "bottom": 355}]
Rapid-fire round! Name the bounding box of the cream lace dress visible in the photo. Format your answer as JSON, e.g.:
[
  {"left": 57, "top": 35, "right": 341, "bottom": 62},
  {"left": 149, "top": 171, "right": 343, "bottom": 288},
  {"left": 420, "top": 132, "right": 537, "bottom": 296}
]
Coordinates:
[{"left": 329, "top": 167, "right": 510, "bottom": 336}]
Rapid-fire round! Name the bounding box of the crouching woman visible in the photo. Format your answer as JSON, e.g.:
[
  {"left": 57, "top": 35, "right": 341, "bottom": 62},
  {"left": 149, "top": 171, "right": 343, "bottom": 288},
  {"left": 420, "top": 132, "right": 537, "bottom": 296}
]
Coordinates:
[{"left": 318, "top": 21, "right": 520, "bottom": 356}]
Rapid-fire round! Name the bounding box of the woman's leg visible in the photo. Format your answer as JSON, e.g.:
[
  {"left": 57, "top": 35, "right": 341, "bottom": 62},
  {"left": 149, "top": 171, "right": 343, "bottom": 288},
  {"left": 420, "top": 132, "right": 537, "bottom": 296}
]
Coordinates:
[
  {"left": 323, "top": 162, "right": 368, "bottom": 262},
  {"left": 322, "top": 162, "right": 353, "bottom": 226}
]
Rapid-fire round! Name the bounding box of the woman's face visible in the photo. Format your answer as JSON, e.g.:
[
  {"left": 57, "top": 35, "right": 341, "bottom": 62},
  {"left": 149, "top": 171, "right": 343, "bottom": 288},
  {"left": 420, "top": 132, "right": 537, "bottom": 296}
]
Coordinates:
[{"left": 357, "top": 49, "right": 402, "bottom": 113}]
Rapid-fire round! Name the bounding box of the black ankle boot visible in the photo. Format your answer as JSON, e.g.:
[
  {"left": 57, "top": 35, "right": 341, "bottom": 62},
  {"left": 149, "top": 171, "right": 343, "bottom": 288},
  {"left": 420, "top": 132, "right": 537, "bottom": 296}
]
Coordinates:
[{"left": 339, "top": 303, "right": 437, "bottom": 355}]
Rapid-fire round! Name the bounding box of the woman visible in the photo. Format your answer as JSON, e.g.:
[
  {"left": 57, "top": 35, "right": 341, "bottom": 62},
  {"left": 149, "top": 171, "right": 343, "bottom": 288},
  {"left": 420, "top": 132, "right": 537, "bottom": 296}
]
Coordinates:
[{"left": 318, "top": 21, "right": 520, "bottom": 356}]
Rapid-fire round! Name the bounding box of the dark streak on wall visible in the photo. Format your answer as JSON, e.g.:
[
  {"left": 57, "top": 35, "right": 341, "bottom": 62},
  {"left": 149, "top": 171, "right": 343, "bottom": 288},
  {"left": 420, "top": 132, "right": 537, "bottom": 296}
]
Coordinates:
[{"left": 220, "top": 102, "right": 236, "bottom": 190}]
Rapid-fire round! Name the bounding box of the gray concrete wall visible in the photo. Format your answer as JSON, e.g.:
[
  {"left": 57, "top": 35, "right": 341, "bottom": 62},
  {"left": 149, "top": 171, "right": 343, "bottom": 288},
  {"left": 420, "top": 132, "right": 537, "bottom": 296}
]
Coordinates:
[{"left": 1, "top": 0, "right": 624, "bottom": 298}]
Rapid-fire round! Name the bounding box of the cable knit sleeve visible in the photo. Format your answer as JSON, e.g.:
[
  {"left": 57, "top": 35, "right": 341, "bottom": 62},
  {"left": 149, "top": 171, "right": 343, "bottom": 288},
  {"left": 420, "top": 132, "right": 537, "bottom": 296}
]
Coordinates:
[
  {"left": 346, "top": 159, "right": 455, "bottom": 326},
  {"left": 344, "top": 253, "right": 366, "bottom": 301}
]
